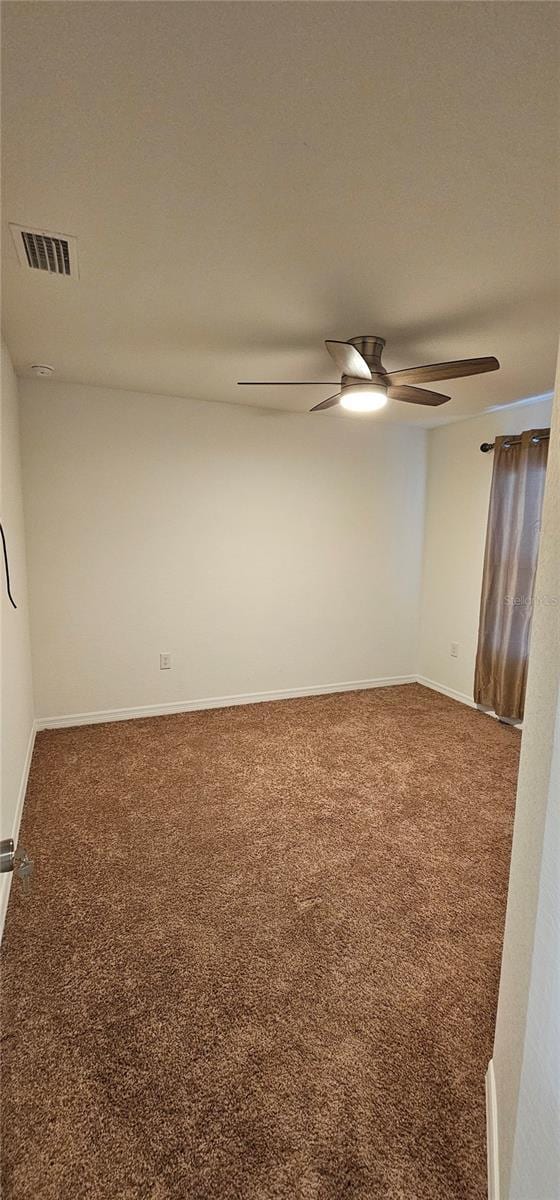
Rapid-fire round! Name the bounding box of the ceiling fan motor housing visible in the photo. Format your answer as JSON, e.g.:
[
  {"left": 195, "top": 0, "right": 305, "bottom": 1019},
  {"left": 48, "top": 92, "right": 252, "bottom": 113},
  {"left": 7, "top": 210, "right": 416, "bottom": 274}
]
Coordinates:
[{"left": 342, "top": 335, "right": 387, "bottom": 388}]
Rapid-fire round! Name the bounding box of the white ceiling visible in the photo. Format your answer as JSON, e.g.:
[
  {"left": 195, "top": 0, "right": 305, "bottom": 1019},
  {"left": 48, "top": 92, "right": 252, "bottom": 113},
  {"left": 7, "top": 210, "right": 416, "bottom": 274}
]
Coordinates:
[{"left": 2, "top": 1, "right": 558, "bottom": 427}]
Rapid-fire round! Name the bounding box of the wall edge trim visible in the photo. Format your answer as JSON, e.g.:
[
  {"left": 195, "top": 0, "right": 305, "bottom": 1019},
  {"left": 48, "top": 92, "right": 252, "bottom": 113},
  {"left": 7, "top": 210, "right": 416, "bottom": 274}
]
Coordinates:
[
  {"left": 486, "top": 1058, "right": 501, "bottom": 1200},
  {"left": 0, "top": 719, "right": 37, "bottom": 943}
]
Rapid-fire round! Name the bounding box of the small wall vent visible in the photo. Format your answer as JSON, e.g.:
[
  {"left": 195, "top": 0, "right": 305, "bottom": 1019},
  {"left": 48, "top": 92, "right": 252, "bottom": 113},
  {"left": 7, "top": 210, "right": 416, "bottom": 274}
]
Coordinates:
[{"left": 9, "top": 224, "right": 79, "bottom": 278}]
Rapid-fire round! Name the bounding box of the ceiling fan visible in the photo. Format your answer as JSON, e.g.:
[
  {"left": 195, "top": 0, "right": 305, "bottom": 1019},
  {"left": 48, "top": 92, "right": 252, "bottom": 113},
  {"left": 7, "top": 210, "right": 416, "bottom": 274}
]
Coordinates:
[{"left": 238, "top": 336, "right": 499, "bottom": 412}]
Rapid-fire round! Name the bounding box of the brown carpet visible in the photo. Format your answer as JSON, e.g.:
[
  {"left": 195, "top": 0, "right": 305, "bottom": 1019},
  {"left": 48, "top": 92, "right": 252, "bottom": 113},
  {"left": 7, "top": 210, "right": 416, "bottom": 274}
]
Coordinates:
[{"left": 1, "top": 684, "right": 520, "bottom": 1200}]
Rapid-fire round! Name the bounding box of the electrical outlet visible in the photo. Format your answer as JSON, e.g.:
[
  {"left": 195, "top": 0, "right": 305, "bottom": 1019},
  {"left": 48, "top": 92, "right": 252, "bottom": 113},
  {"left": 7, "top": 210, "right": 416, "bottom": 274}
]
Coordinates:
[
  {"left": 160, "top": 653, "right": 172, "bottom": 670},
  {"left": 450, "top": 642, "right": 459, "bottom": 658}
]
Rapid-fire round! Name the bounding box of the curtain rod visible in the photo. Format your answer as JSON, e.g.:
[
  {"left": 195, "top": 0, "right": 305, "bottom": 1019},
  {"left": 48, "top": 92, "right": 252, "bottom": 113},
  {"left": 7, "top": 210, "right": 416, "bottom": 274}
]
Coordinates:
[{"left": 480, "top": 432, "right": 550, "bottom": 453}]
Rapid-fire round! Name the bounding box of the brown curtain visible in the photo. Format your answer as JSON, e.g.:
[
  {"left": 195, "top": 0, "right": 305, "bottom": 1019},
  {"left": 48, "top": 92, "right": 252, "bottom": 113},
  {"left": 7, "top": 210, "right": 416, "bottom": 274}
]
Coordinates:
[{"left": 474, "top": 428, "right": 549, "bottom": 721}]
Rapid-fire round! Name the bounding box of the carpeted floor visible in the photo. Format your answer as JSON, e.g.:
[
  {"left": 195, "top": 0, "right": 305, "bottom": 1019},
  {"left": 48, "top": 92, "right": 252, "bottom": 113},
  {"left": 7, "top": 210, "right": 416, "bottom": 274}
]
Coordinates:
[{"left": 1, "top": 684, "right": 520, "bottom": 1200}]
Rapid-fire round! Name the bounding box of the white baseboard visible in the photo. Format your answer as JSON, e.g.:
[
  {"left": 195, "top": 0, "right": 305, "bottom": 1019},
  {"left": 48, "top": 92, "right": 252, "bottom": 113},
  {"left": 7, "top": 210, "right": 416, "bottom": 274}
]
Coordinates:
[
  {"left": 416, "top": 675, "right": 522, "bottom": 727},
  {"left": 0, "top": 720, "right": 37, "bottom": 943},
  {"left": 416, "top": 675, "right": 476, "bottom": 709},
  {"left": 34, "top": 674, "right": 522, "bottom": 731},
  {"left": 486, "top": 1059, "right": 500, "bottom": 1200},
  {"left": 35, "top": 674, "right": 417, "bottom": 731}
]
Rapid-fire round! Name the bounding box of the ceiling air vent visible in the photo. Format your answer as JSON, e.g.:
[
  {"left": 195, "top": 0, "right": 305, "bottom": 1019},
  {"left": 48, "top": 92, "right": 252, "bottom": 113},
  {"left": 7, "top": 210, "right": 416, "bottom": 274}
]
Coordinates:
[{"left": 9, "top": 224, "right": 79, "bottom": 278}]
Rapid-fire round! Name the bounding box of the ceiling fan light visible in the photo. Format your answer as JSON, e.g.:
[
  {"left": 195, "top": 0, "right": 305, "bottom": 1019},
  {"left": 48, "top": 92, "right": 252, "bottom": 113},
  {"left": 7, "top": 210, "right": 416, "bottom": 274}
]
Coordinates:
[{"left": 340, "top": 385, "right": 388, "bottom": 413}]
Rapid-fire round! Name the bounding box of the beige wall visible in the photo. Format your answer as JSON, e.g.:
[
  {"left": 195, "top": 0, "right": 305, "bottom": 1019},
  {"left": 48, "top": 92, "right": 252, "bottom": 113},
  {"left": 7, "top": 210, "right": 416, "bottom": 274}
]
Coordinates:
[
  {"left": 0, "top": 342, "right": 34, "bottom": 934},
  {"left": 492, "top": 361, "right": 559, "bottom": 1198},
  {"left": 418, "top": 398, "right": 553, "bottom": 703},
  {"left": 19, "top": 380, "right": 426, "bottom": 721}
]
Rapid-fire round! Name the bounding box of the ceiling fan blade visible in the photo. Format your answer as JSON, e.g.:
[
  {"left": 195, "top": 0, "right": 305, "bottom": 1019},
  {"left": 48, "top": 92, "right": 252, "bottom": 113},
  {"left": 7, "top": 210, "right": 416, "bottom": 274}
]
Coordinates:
[
  {"left": 382, "top": 356, "right": 499, "bottom": 387},
  {"left": 388, "top": 385, "right": 450, "bottom": 407},
  {"left": 325, "top": 341, "right": 372, "bottom": 381},
  {"left": 238, "top": 381, "right": 339, "bottom": 386},
  {"left": 310, "top": 392, "right": 343, "bottom": 412}
]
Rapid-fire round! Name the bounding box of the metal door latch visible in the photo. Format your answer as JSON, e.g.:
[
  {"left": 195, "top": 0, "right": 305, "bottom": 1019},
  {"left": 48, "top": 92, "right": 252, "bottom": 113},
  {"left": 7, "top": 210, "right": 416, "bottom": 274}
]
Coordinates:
[{"left": 0, "top": 838, "right": 34, "bottom": 893}]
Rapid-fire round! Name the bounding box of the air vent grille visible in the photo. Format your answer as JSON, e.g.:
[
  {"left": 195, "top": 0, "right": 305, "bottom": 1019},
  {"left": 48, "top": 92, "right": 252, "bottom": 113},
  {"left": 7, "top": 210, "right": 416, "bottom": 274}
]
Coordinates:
[
  {"left": 22, "top": 231, "right": 70, "bottom": 275},
  {"left": 9, "top": 224, "right": 79, "bottom": 278}
]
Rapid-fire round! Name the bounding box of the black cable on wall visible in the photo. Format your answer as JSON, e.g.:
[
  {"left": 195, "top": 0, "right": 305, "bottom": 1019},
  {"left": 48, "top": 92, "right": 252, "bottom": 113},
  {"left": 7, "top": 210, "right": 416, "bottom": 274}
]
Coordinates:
[{"left": 0, "top": 522, "right": 17, "bottom": 608}]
